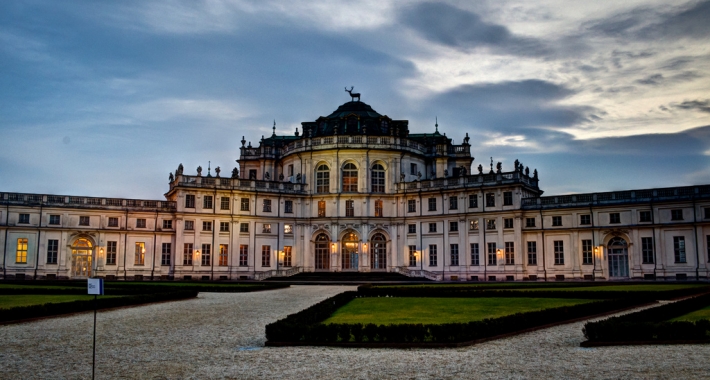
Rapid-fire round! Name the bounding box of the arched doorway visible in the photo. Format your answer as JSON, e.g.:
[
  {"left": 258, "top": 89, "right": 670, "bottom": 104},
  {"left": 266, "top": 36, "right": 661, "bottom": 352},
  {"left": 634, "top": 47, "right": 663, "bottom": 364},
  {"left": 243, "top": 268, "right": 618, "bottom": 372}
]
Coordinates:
[
  {"left": 370, "top": 233, "right": 387, "bottom": 270},
  {"left": 608, "top": 237, "right": 629, "bottom": 278},
  {"left": 342, "top": 232, "right": 359, "bottom": 270},
  {"left": 71, "top": 238, "right": 93, "bottom": 278},
  {"left": 314, "top": 233, "right": 330, "bottom": 270}
]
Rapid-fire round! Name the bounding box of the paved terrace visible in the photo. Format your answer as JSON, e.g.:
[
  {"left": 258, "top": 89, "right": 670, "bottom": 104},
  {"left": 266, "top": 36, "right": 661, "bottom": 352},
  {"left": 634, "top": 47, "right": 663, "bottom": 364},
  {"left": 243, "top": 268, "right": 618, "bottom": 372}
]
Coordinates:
[{"left": 1, "top": 286, "right": 709, "bottom": 379}]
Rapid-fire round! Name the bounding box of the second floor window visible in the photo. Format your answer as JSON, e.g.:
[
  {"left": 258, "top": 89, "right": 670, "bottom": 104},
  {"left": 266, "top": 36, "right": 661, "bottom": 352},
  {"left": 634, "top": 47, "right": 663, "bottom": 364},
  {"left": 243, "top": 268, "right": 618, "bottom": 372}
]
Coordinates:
[
  {"left": 552, "top": 216, "right": 562, "bottom": 226},
  {"left": 408, "top": 224, "right": 416, "bottom": 233},
  {"left": 49, "top": 215, "right": 60, "bottom": 225},
  {"left": 263, "top": 199, "right": 272, "bottom": 212},
  {"left": 408, "top": 199, "right": 416, "bottom": 213},
  {"left": 240, "top": 198, "right": 250, "bottom": 211},
  {"left": 449, "top": 197, "right": 458, "bottom": 210},
  {"left": 640, "top": 211, "right": 652, "bottom": 222},
  {"left": 19, "top": 214, "right": 30, "bottom": 224},
  {"left": 428, "top": 198, "right": 436, "bottom": 211},
  {"left": 346, "top": 200, "right": 354, "bottom": 217},
  {"left": 316, "top": 164, "right": 330, "bottom": 193},
  {"left": 469, "top": 194, "right": 478, "bottom": 208},
  {"left": 503, "top": 192, "right": 513, "bottom": 206},
  {"left": 285, "top": 200, "right": 293, "bottom": 213},
  {"left": 429, "top": 222, "right": 437, "bottom": 233},
  {"left": 202, "top": 221, "right": 212, "bottom": 231},
  {"left": 525, "top": 218, "right": 535, "bottom": 228},
  {"left": 580, "top": 215, "right": 591, "bottom": 225},
  {"left": 284, "top": 224, "right": 293, "bottom": 234},
  {"left": 486, "top": 193, "right": 495, "bottom": 207},
  {"left": 79, "top": 216, "right": 90, "bottom": 226},
  {"left": 671, "top": 209, "right": 683, "bottom": 221},
  {"left": 184, "top": 221, "right": 194, "bottom": 230},
  {"left": 504, "top": 218, "right": 513, "bottom": 229},
  {"left": 371, "top": 164, "right": 385, "bottom": 193},
  {"left": 239, "top": 223, "right": 248, "bottom": 233},
  {"left": 136, "top": 219, "right": 146, "bottom": 228},
  {"left": 342, "top": 163, "right": 358, "bottom": 192},
  {"left": 318, "top": 201, "right": 326, "bottom": 217},
  {"left": 263, "top": 224, "right": 271, "bottom": 233},
  {"left": 220, "top": 222, "right": 229, "bottom": 232},
  {"left": 410, "top": 163, "right": 418, "bottom": 175},
  {"left": 449, "top": 221, "right": 458, "bottom": 232},
  {"left": 163, "top": 220, "right": 173, "bottom": 229},
  {"left": 470, "top": 220, "right": 479, "bottom": 230},
  {"left": 185, "top": 194, "right": 195, "bottom": 208},
  {"left": 203, "top": 195, "right": 213, "bottom": 209},
  {"left": 486, "top": 219, "right": 496, "bottom": 230},
  {"left": 220, "top": 197, "right": 230, "bottom": 210},
  {"left": 374, "top": 200, "right": 383, "bottom": 217},
  {"left": 609, "top": 213, "right": 620, "bottom": 224},
  {"left": 108, "top": 217, "right": 119, "bottom": 227}
]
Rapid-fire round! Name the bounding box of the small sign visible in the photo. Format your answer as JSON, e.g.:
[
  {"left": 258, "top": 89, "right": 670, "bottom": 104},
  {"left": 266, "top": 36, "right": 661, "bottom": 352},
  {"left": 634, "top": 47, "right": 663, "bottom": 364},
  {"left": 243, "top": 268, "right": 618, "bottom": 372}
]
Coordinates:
[{"left": 88, "top": 278, "right": 104, "bottom": 295}]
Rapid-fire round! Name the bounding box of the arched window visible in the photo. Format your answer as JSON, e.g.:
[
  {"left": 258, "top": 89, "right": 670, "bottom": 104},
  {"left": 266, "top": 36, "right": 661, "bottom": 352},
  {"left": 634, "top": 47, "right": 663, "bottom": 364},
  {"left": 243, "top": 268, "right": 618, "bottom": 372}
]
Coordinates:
[
  {"left": 370, "top": 233, "right": 387, "bottom": 269},
  {"left": 316, "top": 164, "right": 330, "bottom": 193},
  {"left": 315, "top": 233, "right": 330, "bottom": 270},
  {"left": 342, "top": 232, "right": 359, "bottom": 270},
  {"left": 342, "top": 163, "right": 358, "bottom": 192},
  {"left": 371, "top": 163, "right": 385, "bottom": 193}
]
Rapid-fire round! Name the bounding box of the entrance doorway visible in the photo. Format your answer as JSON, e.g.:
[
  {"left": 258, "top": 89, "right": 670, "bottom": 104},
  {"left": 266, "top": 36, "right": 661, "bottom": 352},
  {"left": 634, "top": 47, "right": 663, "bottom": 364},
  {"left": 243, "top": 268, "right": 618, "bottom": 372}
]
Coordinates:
[
  {"left": 71, "top": 238, "right": 93, "bottom": 278},
  {"left": 370, "top": 233, "right": 387, "bottom": 270},
  {"left": 342, "top": 232, "right": 359, "bottom": 270},
  {"left": 608, "top": 237, "right": 629, "bottom": 278},
  {"left": 314, "top": 233, "right": 330, "bottom": 270}
]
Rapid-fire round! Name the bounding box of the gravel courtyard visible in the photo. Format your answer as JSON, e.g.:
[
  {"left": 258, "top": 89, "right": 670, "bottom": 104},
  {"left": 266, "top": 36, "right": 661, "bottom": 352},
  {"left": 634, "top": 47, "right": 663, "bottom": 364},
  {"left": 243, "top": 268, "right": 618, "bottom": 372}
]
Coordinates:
[{"left": 1, "top": 285, "right": 709, "bottom": 379}]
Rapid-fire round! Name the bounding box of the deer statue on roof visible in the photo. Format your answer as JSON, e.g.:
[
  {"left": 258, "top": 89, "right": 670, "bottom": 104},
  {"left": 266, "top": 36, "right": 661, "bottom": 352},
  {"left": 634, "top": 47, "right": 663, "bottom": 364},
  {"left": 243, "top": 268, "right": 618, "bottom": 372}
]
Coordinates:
[{"left": 345, "top": 86, "right": 360, "bottom": 102}]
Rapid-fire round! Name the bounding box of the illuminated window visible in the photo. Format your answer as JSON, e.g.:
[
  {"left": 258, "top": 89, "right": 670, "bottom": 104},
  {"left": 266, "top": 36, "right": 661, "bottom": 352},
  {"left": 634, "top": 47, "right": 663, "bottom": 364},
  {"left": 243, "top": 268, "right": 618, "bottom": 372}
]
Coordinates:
[
  {"left": 470, "top": 220, "right": 479, "bottom": 230},
  {"left": 316, "top": 164, "right": 330, "bottom": 193},
  {"left": 135, "top": 242, "right": 145, "bottom": 266},
  {"left": 374, "top": 200, "right": 383, "bottom": 217},
  {"left": 219, "top": 244, "right": 228, "bottom": 266},
  {"left": 16, "top": 238, "right": 28, "bottom": 263},
  {"left": 342, "top": 163, "right": 358, "bottom": 192},
  {"left": 283, "top": 246, "right": 292, "bottom": 267},
  {"left": 318, "top": 201, "right": 326, "bottom": 217},
  {"left": 262, "top": 224, "right": 271, "bottom": 233},
  {"left": 284, "top": 224, "right": 293, "bottom": 234}
]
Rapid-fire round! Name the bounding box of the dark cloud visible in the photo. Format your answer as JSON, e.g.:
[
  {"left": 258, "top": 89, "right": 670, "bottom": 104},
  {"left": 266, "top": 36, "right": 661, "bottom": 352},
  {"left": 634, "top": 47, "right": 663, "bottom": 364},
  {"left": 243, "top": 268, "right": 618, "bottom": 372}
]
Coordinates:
[
  {"left": 398, "top": 2, "right": 550, "bottom": 57},
  {"left": 672, "top": 99, "right": 710, "bottom": 113},
  {"left": 635, "top": 73, "right": 664, "bottom": 85}
]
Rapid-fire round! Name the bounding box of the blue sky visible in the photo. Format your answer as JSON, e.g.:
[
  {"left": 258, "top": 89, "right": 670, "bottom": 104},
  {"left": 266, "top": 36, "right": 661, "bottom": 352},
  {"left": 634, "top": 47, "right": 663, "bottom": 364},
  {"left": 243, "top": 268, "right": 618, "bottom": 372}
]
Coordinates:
[{"left": 1, "top": 0, "right": 709, "bottom": 199}]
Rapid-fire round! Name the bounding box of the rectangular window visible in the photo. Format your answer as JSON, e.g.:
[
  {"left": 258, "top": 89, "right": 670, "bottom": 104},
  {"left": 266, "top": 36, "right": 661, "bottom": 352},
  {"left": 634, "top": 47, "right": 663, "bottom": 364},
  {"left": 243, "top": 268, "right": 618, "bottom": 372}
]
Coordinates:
[
  {"left": 429, "top": 245, "right": 437, "bottom": 267},
  {"left": 262, "top": 224, "right": 271, "bottom": 233},
  {"left": 410, "top": 163, "right": 417, "bottom": 175},
  {"left": 407, "top": 199, "right": 416, "bottom": 213},
  {"left": 283, "top": 246, "right": 292, "bottom": 267},
  {"left": 47, "top": 239, "right": 58, "bottom": 264},
  {"left": 106, "top": 241, "right": 117, "bottom": 265},
  {"left": 671, "top": 209, "right": 683, "bottom": 221},
  {"left": 486, "top": 193, "right": 495, "bottom": 207},
  {"left": 707, "top": 235, "right": 710, "bottom": 262},
  {"left": 527, "top": 241, "right": 537, "bottom": 265},
  {"left": 428, "top": 198, "right": 436, "bottom": 211},
  {"left": 263, "top": 199, "right": 272, "bottom": 212},
  {"left": 18, "top": 214, "right": 29, "bottom": 224},
  {"left": 449, "top": 221, "right": 458, "bottom": 232},
  {"left": 16, "top": 238, "right": 28, "bottom": 264},
  {"left": 470, "top": 243, "right": 479, "bottom": 266},
  {"left": 108, "top": 217, "right": 119, "bottom": 227},
  {"left": 318, "top": 201, "right": 326, "bottom": 217},
  {"left": 470, "top": 220, "right": 479, "bottom": 230},
  {"left": 183, "top": 243, "right": 193, "bottom": 265},
  {"left": 203, "top": 195, "right": 213, "bottom": 209},
  {"left": 185, "top": 194, "right": 195, "bottom": 208},
  {"left": 79, "top": 216, "right": 90, "bottom": 226},
  {"left": 220, "top": 197, "right": 230, "bottom": 210},
  {"left": 609, "top": 213, "right": 620, "bottom": 224},
  {"left": 487, "top": 242, "right": 496, "bottom": 266},
  {"left": 239, "top": 245, "right": 249, "bottom": 266},
  {"left": 162, "top": 243, "right": 171, "bottom": 266},
  {"left": 640, "top": 211, "right": 652, "bottom": 223},
  {"left": 408, "top": 224, "right": 416, "bottom": 234},
  {"left": 219, "top": 244, "right": 228, "bottom": 266},
  {"left": 288, "top": 164, "right": 294, "bottom": 176},
  {"left": 49, "top": 215, "right": 60, "bottom": 225},
  {"left": 249, "top": 169, "right": 257, "bottom": 179},
  {"left": 136, "top": 218, "right": 146, "bottom": 228},
  {"left": 202, "top": 221, "right": 212, "bottom": 231},
  {"left": 285, "top": 200, "right": 293, "bottom": 214},
  {"left": 346, "top": 200, "right": 354, "bottom": 217},
  {"left": 503, "top": 191, "right": 513, "bottom": 206},
  {"left": 580, "top": 215, "right": 591, "bottom": 225},
  {"left": 201, "top": 244, "right": 211, "bottom": 266},
  {"left": 449, "top": 197, "right": 458, "bottom": 210},
  {"left": 374, "top": 200, "right": 383, "bottom": 217},
  {"left": 284, "top": 224, "right": 293, "bottom": 234},
  {"left": 486, "top": 219, "right": 496, "bottom": 230},
  {"left": 505, "top": 242, "right": 514, "bottom": 265},
  {"left": 525, "top": 217, "right": 535, "bottom": 227},
  {"left": 239, "top": 223, "right": 249, "bottom": 233},
  {"left": 450, "top": 244, "right": 459, "bottom": 266},
  {"left": 504, "top": 218, "right": 513, "bottom": 229},
  {"left": 429, "top": 223, "right": 437, "bottom": 233},
  {"left": 552, "top": 216, "right": 562, "bottom": 226},
  {"left": 705, "top": 207, "right": 710, "bottom": 219},
  {"left": 673, "top": 236, "right": 686, "bottom": 263},
  {"left": 468, "top": 194, "right": 478, "bottom": 209},
  {"left": 261, "top": 245, "right": 271, "bottom": 267},
  {"left": 135, "top": 242, "right": 145, "bottom": 266},
  {"left": 162, "top": 220, "right": 173, "bottom": 229},
  {"left": 184, "top": 221, "right": 194, "bottom": 231},
  {"left": 220, "top": 222, "right": 229, "bottom": 232},
  {"left": 408, "top": 245, "right": 417, "bottom": 267},
  {"left": 582, "top": 239, "right": 593, "bottom": 265},
  {"left": 554, "top": 240, "right": 564, "bottom": 265},
  {"left": 642, "top": 237, "right": 654, "bottom": 264},
  {"left": 240, "top": 198, "right": 250, "bottom": 211}
]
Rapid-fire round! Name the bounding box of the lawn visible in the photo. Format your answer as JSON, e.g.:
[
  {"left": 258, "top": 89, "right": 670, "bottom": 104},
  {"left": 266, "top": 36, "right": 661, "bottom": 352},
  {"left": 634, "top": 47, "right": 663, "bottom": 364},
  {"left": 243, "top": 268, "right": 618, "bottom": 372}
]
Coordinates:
[
  {"left": 516, "top": 284, "right": 707, "bottom": 292},
  {"left": 670, "top": 305, "right": 710, "bottom": 322},
  {"left": 0, "top": 295, "right": 119, "bottom": 309},
  {"left": 323, "top": 297, "right": 594, "bottom": 325},
  {"left": 374, "top": 284, "right": 706, "bottom": 292}
]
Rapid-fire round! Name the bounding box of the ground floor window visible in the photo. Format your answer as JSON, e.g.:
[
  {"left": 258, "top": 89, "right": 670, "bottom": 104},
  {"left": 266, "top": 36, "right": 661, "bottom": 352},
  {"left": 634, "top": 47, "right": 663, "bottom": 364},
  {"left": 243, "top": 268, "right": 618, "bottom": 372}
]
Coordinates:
[
  {"left": 219, "top": 244, "right": 228, "bottom": 266},
  {"left": 527, "top": 241, "right": 537, "bottom": 265},
  {"left": 429, "top": 244, "right": 437, "bottom": 267},
  {"left": 239, "top": 245, "right": 249, "bottom": 266},
  {"left": 554, "top": 240, "right": 564, "bottom": 265},
  {"left": 201, "top": 244, "right": 211, "bottom": 266},
  {"left": 505, "top": 242, "right": 514, "bottom": 265},
  {"left": 582, "top": 239, "right": 592, "bottom": 265},
  {"left": 450, "top": 244, "right": 459, "bottom": 266},
  {"left": 470, "top": 243, "right": 479, "bottom": 266},
  {"left": 47, "top": 239, "right": 58, "bottom": 264},
  {"left": 673, "top": 236, "right": 686, "bottom": 263},
  {"left": 261, "top": 245, "right": 271, "bottom": 267},
  {"left": 371, "top": 233, "right": 387, "bottom": 269},
  {"left": 642, "top": 237, "right": 654, "bottom": 264},
  {"left": 135, "top": 242, "right": 145, "bottom": 266},
  {"left": 408, "top": 245, "right": 417, "bottom": 267},
  {"left": 315, "top": 234, "right": 330, "bottom": 269},
  {"left": 16, "top": 238, "right": 28, "bottom": 263},
  {"left": 161, "top": 243, "right": 171, "bottom": 266},
  {"left": 487, "top": 242, "right": 496, "bottom": 266},
  {"left": 283, "top": 246, "right": 292, "bottom": 267},
  {"left": 106, "top": 241, "right": 117, "bottom": 265},
  {"left": 183, "top": 243, "right": 193, "bottom": 265}
]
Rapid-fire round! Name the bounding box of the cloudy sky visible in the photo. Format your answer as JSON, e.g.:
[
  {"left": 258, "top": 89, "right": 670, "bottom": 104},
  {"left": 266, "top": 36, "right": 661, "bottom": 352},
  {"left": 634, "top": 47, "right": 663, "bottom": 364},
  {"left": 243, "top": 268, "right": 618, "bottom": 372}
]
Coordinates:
[{"left": 1, "top": 0, "right": 709, "bottom": 199}]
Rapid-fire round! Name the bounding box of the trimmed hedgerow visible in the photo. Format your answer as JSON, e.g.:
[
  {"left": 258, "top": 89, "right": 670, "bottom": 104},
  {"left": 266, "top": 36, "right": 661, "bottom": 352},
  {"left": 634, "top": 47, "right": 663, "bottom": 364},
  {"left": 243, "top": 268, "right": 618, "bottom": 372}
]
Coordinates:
[
  {"left": 583, "top": 293, "right": 710, "bottom": 342},
  {"left": 0, "top": 283, "right": 289, "bottom": 295}
]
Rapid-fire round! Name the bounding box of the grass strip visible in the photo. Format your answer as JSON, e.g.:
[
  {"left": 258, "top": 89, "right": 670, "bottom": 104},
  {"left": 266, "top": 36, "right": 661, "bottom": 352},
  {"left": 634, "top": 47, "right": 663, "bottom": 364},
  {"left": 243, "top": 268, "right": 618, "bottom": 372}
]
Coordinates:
[{"left": 0, "top": 295, "right": 121, "bottom": 309}]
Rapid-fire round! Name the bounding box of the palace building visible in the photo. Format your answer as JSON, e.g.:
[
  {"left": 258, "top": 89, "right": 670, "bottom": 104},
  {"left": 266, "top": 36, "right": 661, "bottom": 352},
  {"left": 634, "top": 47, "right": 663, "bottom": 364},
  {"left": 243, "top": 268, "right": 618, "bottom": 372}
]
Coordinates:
[{"left": 2, "top": 98, "right": 710, "bottom": 281}]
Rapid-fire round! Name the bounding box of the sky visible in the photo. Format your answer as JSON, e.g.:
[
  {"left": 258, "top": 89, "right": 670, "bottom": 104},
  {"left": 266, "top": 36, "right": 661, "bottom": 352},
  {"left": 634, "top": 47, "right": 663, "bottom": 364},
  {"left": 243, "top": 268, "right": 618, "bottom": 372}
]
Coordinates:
[{"left": 1, "top": 0, "right": 709, "bottom": 199}]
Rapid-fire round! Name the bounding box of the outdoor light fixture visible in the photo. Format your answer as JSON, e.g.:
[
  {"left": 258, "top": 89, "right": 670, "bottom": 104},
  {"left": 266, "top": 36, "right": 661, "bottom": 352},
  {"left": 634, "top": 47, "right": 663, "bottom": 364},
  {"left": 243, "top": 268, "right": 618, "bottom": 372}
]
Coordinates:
[{"left": 194, "top": 249, "right": 200, "bottom": 259}]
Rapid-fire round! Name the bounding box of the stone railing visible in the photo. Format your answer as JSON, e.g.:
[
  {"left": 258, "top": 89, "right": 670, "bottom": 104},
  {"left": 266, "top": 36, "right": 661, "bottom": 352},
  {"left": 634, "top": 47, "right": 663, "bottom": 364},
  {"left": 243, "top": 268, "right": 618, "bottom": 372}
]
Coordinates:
[
  {"left": 254, "top": 267, "right": 302, "bottom": 280},
  {"left": 521, "top": 185, "right": 710, "bottom": 209},
  {"left": 397, "top": 171, "right": 539, "bottom": 192},
  {"left": 394, "top": 267, "right": 442, "bottom": 281},
  {"left": 170, "top": 175, "right": 308, "bottom": 194},
  {"left": 0, "top": 192, "right": 176, "bottom": 211}
]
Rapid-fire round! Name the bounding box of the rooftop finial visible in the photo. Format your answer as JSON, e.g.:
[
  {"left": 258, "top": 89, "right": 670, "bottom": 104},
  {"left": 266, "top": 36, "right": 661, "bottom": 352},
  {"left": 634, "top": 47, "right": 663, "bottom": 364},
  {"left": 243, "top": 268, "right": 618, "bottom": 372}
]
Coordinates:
[
  {"left": 435, "top": 116, "right": 438, "bottom": 132},
  {"left": 272, "top": 120, "right": 276, "bottom": 137},
  {"left": 207, "top": 160, "right": 212, "bottom": 177}
]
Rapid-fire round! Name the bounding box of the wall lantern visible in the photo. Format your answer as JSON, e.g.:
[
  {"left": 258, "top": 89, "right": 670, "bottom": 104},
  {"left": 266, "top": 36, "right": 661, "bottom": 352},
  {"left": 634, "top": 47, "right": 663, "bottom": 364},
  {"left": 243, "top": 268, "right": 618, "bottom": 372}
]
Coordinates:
[
  {"left": 496, "top": 248, "right": 505, "bottom": 265},
  {"left": 194, "top": 249, "right": 201, "bottom": 260}
]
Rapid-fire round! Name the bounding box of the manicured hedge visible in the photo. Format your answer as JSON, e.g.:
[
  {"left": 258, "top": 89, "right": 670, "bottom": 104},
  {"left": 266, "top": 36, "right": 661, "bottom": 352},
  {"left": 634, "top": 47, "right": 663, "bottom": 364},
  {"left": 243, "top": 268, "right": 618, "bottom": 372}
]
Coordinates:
[
  {"left": 0, "top": 290, "right": 198, "bottom": 322},
  {"left": 583, "top": 293, "right": 710, "bottom": 342},
  {"left": 0, "top": 282, "right": 289, "bottom": 295}
]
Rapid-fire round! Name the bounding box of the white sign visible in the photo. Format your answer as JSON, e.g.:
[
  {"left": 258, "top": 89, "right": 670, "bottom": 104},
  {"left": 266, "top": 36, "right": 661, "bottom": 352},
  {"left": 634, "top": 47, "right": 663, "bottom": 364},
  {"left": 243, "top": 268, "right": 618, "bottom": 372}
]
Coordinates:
[{"left": 87, "top": 278, "right": 104, "bottom": 295}]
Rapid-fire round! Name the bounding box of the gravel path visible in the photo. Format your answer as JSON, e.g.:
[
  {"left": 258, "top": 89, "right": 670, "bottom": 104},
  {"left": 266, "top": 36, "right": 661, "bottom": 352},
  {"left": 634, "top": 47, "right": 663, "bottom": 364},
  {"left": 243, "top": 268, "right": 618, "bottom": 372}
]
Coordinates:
[{"left": 1, "top": 285, "right": 709, "bottom": 379}]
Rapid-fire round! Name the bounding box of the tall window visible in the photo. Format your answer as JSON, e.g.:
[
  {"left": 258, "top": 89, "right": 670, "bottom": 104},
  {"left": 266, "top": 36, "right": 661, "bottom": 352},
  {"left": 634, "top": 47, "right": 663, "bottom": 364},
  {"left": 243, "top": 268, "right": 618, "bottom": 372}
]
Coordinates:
[
  {"left": 449, "top": 196, "right": 458, "bottom": 210},
  {"left": 263, "top": 199, "right": 272, "bottom": 212},
  {"left": 201, "top": 244, "right": 211, "bottom": 266},
  {"left": 249, "top": 169, "right": 257, "bottom": 179},
  {"left": 261, "top": 245, "right": 271, "bottom": 267},
  {"left": 407, "top": 199, "right": 416, "bottom": 213},
  {"left": 285, "top": 200, "right": 293, "bottom": 213},
  {"left": 16, "top": 238, "right": 28, "bottom": 263},
  {"left": 505, "top": 242, "right": 514, "bottom": 265},
  {"left": 450, "top": 244, "right": 459, "bottom": 266},
  {"left": 185, "top": 194, "right": 195, "bottom": 208},
  {"left": 183, "top": 243, "right": 193, "bottom": 265},
  {"left": 47, "top": 239, "right": 58, "bottom": 264},
  {"left": 527, "top": 241, "right": 537, "bottom": 265},
  {"left": 486, "top": 193, "right": 495, "bottom": 207},
  {"left": 429, "top": 244, "right": 437, "bottom": 266},
  {"left": 239, "top": 245, "right": 249, "bottom": 266},
  {"left": 410, "top": 163, "right": 417, "bottom": 175},
  {"left": 107, "top": 241, "right": 117, "bottom": 265},
  {"left": 315, "top": 233, "right": 330, "bottom": 270},
  {"left": 503, "top": 191, "right": 513, "bottom": 206},
  {"left": 554, "top": 240, "right": 564, "bottom": 265},
  {"left": 673, "top": 236, "right": 686, "bottom": 263},
  {"left": 374, "top": 200, "right": 383, "bottom": 217},
  {"left": 346, "top": 200, "right": 354, "bottom": 217},
  {"left": 288, "top": 164, "right": 294, "bottom": 176},
  {"left": 371, "top": 164, "right": 385, "bottom": 193},
  {"left": 283, "top": 246, "right": 292, "bottom": 267},
  {"left": 220, "top": 197, "right": 230, "bottom": 210},
  {"left": 240, "top": 198, "right": 249, "bottom": 211},
  {"left": 342, "top": 163, "right": 358, "bottom": 192},
  {"left": 219, "top": 244, "right": 228, "bottom": 266},
  {"left": 135, "top": 242, "right": 145, "bottom": 266},
  {"left": 487, "top": 242, "right": 496, "bottom": 266},
  {"left": 203, "top": 195, "right": 213, "bottom": 209},
  {"left": 162, "top": 243, "right": 171, "bottom": 266},
  {"left": 470, "top": 243, "right": 479, "bottom": 266},
  {"left": 371, "top": 233, "right": 387, "bottom": 269},
  {"left": 469, "top": 194, "right": 478, "bottom": 208},
  {"left": 316, "top": 164, "right": 330, "bottom": 193},
  {"left": 408, "top": 245, "right": 417, "bottom": 267},
  {"left": 642, "top": 237, "right": 654, "bottom": 264},
  {"left": 582, "top": 239, "right": 592, "bottom": 265},
  {"left": 318, "top": 201, "right": 326, "bottom": 217},
  {"left": 428, "top": 198, "right": 436, "bottom": 211}
]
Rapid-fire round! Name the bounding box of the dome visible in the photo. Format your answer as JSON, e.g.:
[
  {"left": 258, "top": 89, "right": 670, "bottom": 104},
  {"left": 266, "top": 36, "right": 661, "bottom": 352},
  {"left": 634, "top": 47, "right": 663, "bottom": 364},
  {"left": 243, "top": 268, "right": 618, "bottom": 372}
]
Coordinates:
[{"left": 326, "top": 101, "right": 382, "bottom": 119}]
